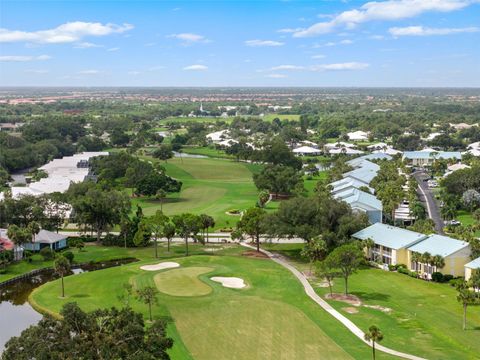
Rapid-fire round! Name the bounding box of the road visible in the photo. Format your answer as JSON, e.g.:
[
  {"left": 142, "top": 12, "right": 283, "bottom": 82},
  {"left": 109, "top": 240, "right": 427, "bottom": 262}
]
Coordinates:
[{"left": 413, "top": 171, "right": 444, "bottom": 234}]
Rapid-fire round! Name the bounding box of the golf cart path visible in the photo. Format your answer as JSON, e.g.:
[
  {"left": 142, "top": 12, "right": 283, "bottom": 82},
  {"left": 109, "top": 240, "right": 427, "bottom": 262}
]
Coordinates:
[{"left": 241, "top": 243, "right": 427, "bottom": 360}]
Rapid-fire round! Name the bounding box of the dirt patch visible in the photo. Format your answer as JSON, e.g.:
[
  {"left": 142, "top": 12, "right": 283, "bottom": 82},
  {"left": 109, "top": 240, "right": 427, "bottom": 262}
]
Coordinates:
[
  {"left": 342, "top": 307, "right": 359, "bottom": 314},
  {"left": 316, "top": 280, "right": 334, "bottom": 288},
  {"left": 242, "top": 250, "right": 268, "bottom": 259},
  {"left": 325, "top": 293, "right": 362, "bottom": 307},
  {"left": 363, "top": 304, "right": 392, "bottom": 313},
  {"left": 204, "top": 247, "right": 224, "bottom": 252}
]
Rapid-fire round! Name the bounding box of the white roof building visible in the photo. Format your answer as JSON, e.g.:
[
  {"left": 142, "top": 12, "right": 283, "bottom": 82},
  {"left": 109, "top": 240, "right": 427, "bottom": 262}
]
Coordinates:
[
  {"left": 329, "top": 148, "right": 364, "bottom": 155},
  {"left": 293, "top": 146, "right": 321, "bottom": 156},
  {"left": 206, "top": 130, "right": 229, "bottom": 142},
  {"left": 347, "top": 131, "right": 369, "bottom": 141},
  {"left": 324, "top": 141, "right": 356, "bottom": 150}
]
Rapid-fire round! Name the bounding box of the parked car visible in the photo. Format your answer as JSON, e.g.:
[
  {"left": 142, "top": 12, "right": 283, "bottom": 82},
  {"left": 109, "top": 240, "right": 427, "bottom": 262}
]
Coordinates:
[{"left": 445, "top": 220, "right": 461, "bottom": 226}]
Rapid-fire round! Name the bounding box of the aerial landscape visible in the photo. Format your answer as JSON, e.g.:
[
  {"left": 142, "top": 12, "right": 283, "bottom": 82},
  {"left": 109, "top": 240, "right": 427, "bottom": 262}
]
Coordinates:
[{"left": 1, "top": 0, "right": 480, "bottom": 359}]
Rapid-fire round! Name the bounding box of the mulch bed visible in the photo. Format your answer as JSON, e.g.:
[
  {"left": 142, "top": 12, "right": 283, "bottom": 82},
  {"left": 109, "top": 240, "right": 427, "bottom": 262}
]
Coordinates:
[
  {"left": 242, "top": 250, "right": 269, "bottom": 259},
  {"left": 325, "top": 293, "right": 362, "bottom": 306}
]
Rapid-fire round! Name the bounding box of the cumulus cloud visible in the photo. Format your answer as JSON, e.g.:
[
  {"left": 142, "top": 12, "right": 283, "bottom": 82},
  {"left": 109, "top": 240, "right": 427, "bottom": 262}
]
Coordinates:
[
  {"left": 311, "top": 62, "right": 370, "bottom": 71},
  {"left": 266, "top": 73, "right": 287, "bottom": 78},
  {"left": 0, "top": 21, "right": 133, "bottom": 43},
  {"left": 167, "top": 33, "right": 210, "bottom": 43},
  {"left": 183, "top": 64, "right": 208, "bottom": 71},
  {"left": 293, "top": 0, "right": 475, "bottom": 37},
  {"left": 270, "top": 65, "right": 305, "bottom": 71},
  {"left": 389, "top": 25, "right": 479, "bottom": 36},
  {"left": 74, "top": 42, "right": 103, "bottom": 48},
  {"left": 245, "top": 39, "right": 284, "bottom": 47},
  {"left": 0, "top": 54, "right": 51, "bottom": 62}
]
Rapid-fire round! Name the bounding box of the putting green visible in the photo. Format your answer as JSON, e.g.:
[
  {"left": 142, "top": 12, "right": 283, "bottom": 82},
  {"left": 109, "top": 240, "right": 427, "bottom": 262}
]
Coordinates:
[{"left": 154, "top": 267, "right": 213, "bottom": 297}]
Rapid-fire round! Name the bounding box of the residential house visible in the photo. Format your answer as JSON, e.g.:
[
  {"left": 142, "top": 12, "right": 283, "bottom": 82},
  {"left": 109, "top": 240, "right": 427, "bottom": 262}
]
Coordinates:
[
  {"left": 330, "top": 177, "right": 374, "bottom": 195},
  {"left": 402, "top": 151, "right": 462, "bottom": 167},
  {"left": 333, "top": 188, "right": 383, "bottom": 223},
  {"left": 464, "top": 257, "right": 480, "bottom": 281},
  {"left": 23, "top": 230, "right": 68, "bottom": 251},
  {"left": 407, "top": 234, "right": 471, "bottom": 277},
  {"left": 347, "top": 130, "right": 369, "bottom": 141},
  {"left": 353, "top": 223, "right": 427, "bottom": 265},
  {"left": 292, "top": 146, "right": 321, "bottom": 156}
]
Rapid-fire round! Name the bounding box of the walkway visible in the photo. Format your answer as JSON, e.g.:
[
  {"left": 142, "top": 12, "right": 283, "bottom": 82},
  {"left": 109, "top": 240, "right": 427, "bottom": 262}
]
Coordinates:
[
  {"left": 242, "top": 243, "right": 427, "bottom": 360},
  {"left": 413, "top": 171, "right": 444, "bottom": 234}
]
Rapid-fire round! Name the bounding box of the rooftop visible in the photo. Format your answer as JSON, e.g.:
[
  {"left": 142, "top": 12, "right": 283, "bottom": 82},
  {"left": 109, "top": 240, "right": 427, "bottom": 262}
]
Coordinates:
[
  {"left": 402, "top": 151, "right": 462, "bottom": 160},
  {"left": 408, "top": 234, "right": 469, "bottom": 257},
  {"left": 352, "top": 223, "right": 427, "bottom": 250},
  {"left": 334, "top": 188, "right": 382, "bottom": 211},
  {"left": 465, "top": 257, "right": 480, "bottom": 269}
]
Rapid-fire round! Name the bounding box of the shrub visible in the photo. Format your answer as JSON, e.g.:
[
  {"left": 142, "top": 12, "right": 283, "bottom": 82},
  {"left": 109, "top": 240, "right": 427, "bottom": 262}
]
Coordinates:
[
  {"left": 39, "top": 247, "right": 55, "bottom": 261},
  {"left": 432, "top": 272, "right": 444, "bottom": 282},
  {"left": 388, "top": 264, "right": 397, "bottom": 271},
  {"left": 63, "top": 251, "right": 74, "bottom": 264},
  {"left": 101, "top": 233, "right": 123, "bottom": 247},
  {"left": 443, "top": 274, "right": 454, "bottom": 282},
  {"left": 24, "top": 250, "right": 33, "bottom": 263}
]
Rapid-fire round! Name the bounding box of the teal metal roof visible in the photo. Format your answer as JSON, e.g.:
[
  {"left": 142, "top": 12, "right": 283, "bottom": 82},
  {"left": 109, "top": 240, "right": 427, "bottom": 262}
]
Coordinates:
[
  {"left": 334, "top": 188, "right": 382, "bottom": 211},
  {"left": 464, "top": 257, "right": 480, "bottom": 269},
  {"left": 408, "top": 234, "right": 469, "bottom": 257},
  {"left": 343, "top": 167, "right": 378, "bottom": 184},
  {"left": 359, "top": 153, "right": 393, "bottom": 161},
  {"left": 329, "top": 177, "right": 374, "bottom": 194},
  {"left": 353, "top": 223, "right": 427, "bottom": 250}
]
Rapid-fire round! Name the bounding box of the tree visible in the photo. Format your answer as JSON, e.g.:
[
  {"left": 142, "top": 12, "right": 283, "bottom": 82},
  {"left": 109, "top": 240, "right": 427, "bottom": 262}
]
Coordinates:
[
  {"left": 327, "top": 244, "right": 363, "bottom": 295},
  {"left": 145, "top": 211, "right": 170, "bottom": 258},
  {"left": 162, "top": 222, "right": 176, "bottom": 252},
  {"left": 6, "top": 224, "right": 30, "bottom": 258},
  {"left": 253, "top": 165, "right": 303, "bottom": 197},
  {"left": 155, "top": 189, "right": 167, "bottom": 211},
  {"left": 301, "top": 236, "right": 327, "bottom": 272},
  {"left": 153, "top": 144, "right": 174, "bottom": 163},
  {"left": 71, "top": 187, "right": 131, "bottom": 242},
  {"left": 456, "top": 281, "right": 477, "bottom": 330},
  {"left": 172, "top": 213, "right": 202, "bottom": 256},
  {"left": 431, "top": 255, "right": 445, "bottom": 273},
  {"left": 236, "top": 208, "right": 266, "bottom": 252},
  {"left": 137, "top": 286, "right": 158, "bottom": 322},
  {"left": 315, "top": 259, "right": 340, "bottom": 296},
  {"left": 258, "top": 190, "right": 270, "bottom": 208},
  {"left": 462, "top": 189, "right": 480, "bottom": 212},
  {"left": 27, "top": 221, "right": 41, "bottom": 243},
  {"left": 3, "top": 303, "right": 173, "bottom": 360},
  {"left": 364, "top": 325, "right": 384, "bottom": 360},
  {"left": 54, "top": 255, "right": 70, "bottom": 298},
  {"left": 133, "top": 221, "right": 151, "bottom": 247},
  {"left": 199, "top": 214, "right": 215, "bottom": 243}
]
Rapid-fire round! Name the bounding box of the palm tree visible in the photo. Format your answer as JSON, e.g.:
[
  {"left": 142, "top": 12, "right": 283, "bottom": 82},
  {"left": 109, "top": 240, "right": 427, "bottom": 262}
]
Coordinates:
[
  {"left": 27, "top": 221, "right": 41, "bottom": 244},
  {"left": 411, "top": 251, "right": 421, "bottom": 272},
  {"left": 364, "top": 325, "right": 384, "bottom": 360},
  {"left": 363, "top": 238, "right": 375, "bottom": 260},
  {"left": 456, "top": 281, "right": 475, "bottom": 330},
  {"left": 421, "top": 252, "right": 432, "bottom": 276},
  {"left": 54, "top": 255, "right": 70, "bottom": 298},
  {"left": 431, "top": 255, "right": 445, "bottom": 273}
]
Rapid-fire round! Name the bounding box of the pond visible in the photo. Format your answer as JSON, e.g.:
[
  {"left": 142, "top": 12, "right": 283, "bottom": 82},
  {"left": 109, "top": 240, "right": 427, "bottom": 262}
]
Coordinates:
[{"left": 0, "top": 258, "right": 138, "bottom": 351}]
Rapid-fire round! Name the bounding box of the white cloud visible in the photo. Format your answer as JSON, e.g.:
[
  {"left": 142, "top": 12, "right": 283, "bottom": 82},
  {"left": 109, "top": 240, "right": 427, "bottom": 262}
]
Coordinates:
[
  {"left": 293, "top": 0, "right": 475, "bottom": 37},
  {"left": 270, "top": 65, "right": 305, "bottom": 71},
  {"left": 24, "top": 69, "right": 49, "bottom": 74},
  {"left": 167, "top": 33, "right": 209, "bottom": 43},
  {"left": 0, "top": 21, "right": 133, "bottom": 43},
  {"left": 74, "top": 42, "right": 103, "bottom": 48},
  {"left": 245, "top": 39, "right": 285, "bottom": 47},
  {"left": 78, "top": 69, "right": 101, "bottom": 74},
  {"left": 0, "top": 54, "right": 51, "bottom": 62},
  {"left": 183, "top": 64, "right": 208, "bottom": 71},
  {"left": 277, "top": 28, "right": 303, "bottom": 33},
  {"left": 311, "top": 62, "right": 370, "bottom": 71},
  {"left": 107, "top": 47, "right": 120, "bottom": 51},
  {"left": 266, "top": 73, "right": 287, "bottom": 78},
  {"left": 311, "top": 54, "right": 326, "bottom": 59},
  {"left": 340, "top": 39, "right": 354, "bottom": 44},
  {"left": 389, "top": 25, "right": 479, "bottom": 36}
]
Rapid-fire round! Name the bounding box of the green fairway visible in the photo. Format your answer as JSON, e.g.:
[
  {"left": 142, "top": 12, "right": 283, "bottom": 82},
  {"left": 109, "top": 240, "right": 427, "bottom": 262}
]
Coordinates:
[
  {"left": 30, "top": 248, "right": 394, "bottom": 360},
  {"left": 154, "top": 267, "right": 213, "bottom": 297},
  {"left": 133, "top": 157, "right": 264, "bottom": 229},
  {"left": 313, "top": 267, "right": 480, "bottom": 359}
]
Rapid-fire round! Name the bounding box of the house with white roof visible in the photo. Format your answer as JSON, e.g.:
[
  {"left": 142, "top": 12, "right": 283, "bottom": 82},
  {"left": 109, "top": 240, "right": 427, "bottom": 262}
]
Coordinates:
[
  {"left": 329, "top": 177, "right": 374, "bottom": 195},
  {"left": 333, "top": 188, "right": 382, "bottom": 224},
  {"left": 206, "top": 130, "right": 229, "bottom": 143},
  {"left": 347, "top": 130, "right": 369, "bottom": 141},
  {"left": 353, "top": 223, "right": 428, "bottom": 265},
  {"left": 343, "top": 166, "right": 379, "bottom": 185},
  {"left": 292, "top": 146, "right": 321, "bottom": 156},
  {"left": 329, "top": 148, "right": 364, "bottom": 155},
  {"left": 373, "top": 147, "right": 403, "bottom": 156},
  {"left": 407, "top": 234, "right": 471, "bottom": 277},
  {"left": 324, "top": 141, "right": 356, "bottom": 150},
  {"left": 464, "top": 257, "right": 480, "bottom": 281}
]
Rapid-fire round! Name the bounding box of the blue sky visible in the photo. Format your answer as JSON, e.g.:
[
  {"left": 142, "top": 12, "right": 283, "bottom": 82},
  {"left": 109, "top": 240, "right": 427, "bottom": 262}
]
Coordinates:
[{"left": 0, "top": 0, "right": 479, "bottom": 87}]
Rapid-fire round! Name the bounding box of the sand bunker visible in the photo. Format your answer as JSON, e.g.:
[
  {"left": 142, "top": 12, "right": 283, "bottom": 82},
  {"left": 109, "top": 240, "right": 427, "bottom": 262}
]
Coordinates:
[
  {"left": 211, "top": 276, "right": 246, "bottom": 289},
  {"left": 140, "top": 262, "right": 180, "bottom": 271}
]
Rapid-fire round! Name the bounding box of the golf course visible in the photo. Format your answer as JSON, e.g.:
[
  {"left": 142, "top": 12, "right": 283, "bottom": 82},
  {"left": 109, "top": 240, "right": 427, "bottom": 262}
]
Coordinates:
[
  {"left": 132, "top": 156, "right": 272, "bottom": 230},
  {"left": 29, "top": 244, "right": 394, "bottom": 360}
]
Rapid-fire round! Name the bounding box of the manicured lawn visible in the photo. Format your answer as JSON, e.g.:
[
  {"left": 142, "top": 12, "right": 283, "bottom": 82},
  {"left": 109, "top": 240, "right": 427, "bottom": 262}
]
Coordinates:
[
  {"left": 304, "top": 171, "right": 328, "bottom": 195},
  {"left": 457, "top": 210, "right": 480, "bottom": 236},
  {"left": 181, "top": 146, "right": 233, "bottom": 159},
  {"left": 133, "top": 157, "right": 264, "bottom": 229},
  {"left": 313, "top": 268, "right": 480, "bottom": 359},
  {"left": 154, "top": 267, "right": 214, "bottom": 297},
  {"left": 30, "top": 248, "right": 395, "bottom": 360}
]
